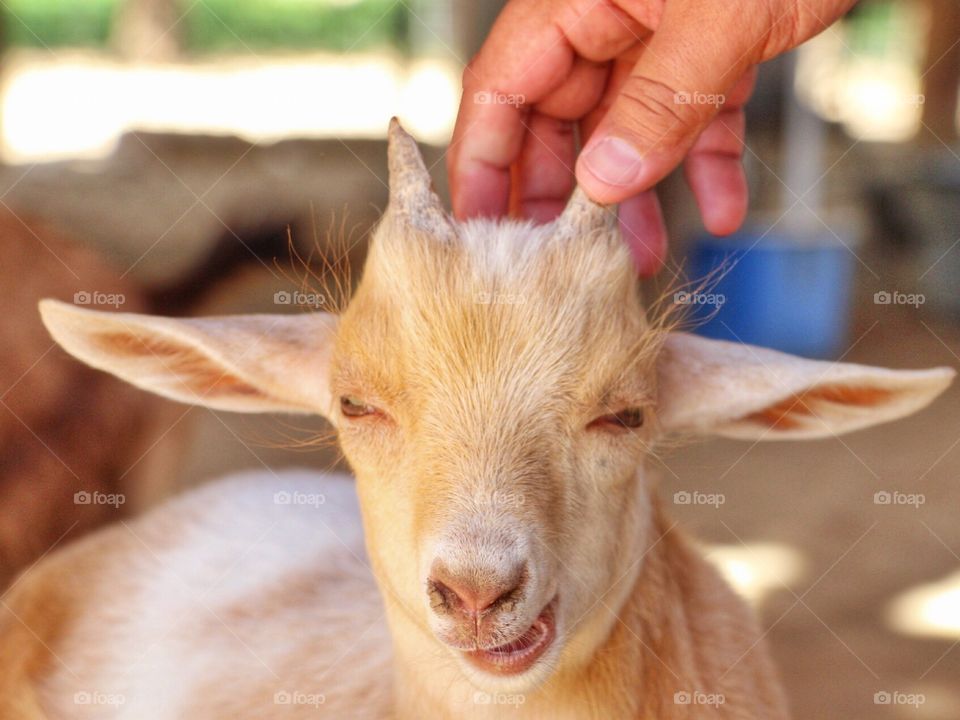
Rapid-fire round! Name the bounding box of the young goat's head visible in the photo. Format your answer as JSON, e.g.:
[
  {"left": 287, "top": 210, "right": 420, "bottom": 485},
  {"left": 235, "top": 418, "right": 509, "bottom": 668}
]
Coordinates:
[{"left": 40, "top": 120, "right": 953, "bottom": 692}]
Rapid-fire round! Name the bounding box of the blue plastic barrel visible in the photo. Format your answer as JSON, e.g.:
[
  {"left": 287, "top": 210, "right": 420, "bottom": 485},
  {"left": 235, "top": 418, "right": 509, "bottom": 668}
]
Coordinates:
[{"left": 686, "top": 231, "right": 855, "bottom": 359}]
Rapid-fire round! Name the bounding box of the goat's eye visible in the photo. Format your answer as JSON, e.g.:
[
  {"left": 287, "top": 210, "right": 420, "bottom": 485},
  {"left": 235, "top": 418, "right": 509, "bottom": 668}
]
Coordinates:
[
  {"left": 588, "top": 408, "right": 645, "bottom": 431},
  {"left": 340, "top": 396, "right": 380, "bottom": 418}
]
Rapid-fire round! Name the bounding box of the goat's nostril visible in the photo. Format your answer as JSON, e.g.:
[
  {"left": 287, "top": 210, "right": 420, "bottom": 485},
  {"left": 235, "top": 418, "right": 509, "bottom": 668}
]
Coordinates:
[
  {"left": 427, "top": 578, "right": 461, "bottom": 613},
  {"left": 427, "top": 564, "right": 525, "bottom": 615}
]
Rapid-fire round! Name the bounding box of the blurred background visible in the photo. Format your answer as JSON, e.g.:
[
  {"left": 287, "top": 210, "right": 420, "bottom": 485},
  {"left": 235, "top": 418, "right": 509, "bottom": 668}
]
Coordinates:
[{"left": 0, "top": 1, "right": 958, "bottom": 718}]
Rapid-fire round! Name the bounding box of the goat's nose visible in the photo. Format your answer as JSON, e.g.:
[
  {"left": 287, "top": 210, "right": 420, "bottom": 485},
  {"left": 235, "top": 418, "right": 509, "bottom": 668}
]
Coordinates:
[{"left": 427, "top": 561, "right": 525, "bottom": 615}]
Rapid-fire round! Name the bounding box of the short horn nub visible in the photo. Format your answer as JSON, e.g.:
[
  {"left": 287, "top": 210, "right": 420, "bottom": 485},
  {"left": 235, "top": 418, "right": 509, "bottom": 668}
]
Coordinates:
[
  {"left": 554, "top": 187, "right": 618, "bottom": 240},
  {"left": 387, "top": 117, "right": 455, "bottom": 239}
]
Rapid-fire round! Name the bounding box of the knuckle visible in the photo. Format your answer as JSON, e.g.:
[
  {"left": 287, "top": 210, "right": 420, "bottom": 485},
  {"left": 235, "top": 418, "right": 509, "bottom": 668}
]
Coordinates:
[
  {"left": 758, "top": 0, "right": 833, "bottom": 59},
  {"left": 615, "top": 75, "right": 708, "bottom": 146}
]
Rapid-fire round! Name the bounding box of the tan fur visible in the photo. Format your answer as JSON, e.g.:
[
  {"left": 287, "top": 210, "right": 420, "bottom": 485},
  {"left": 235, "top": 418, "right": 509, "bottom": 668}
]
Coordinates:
[{"left": 0, "top": 122, "right": 952, "bottom": 719}]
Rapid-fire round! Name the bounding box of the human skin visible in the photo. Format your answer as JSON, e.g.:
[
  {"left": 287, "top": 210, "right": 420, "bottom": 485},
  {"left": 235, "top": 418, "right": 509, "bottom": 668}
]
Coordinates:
[{"left": 447, "top": 0, "right": 859, "bottom": 274}]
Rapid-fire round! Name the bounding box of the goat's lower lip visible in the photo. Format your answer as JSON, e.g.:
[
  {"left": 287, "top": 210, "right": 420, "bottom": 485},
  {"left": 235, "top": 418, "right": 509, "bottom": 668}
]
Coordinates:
[{"left": 462, "top": 599, "right": 556, "bottom": 676}]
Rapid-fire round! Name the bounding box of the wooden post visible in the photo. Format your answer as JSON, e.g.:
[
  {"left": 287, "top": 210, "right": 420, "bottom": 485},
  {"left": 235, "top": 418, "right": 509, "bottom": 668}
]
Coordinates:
[
  {"left": 920, "top": 0, "right": 960, "bottom": 143},
  {"left": 451, "top": 0, "right": 505, "bottom": 61},
  {"left": 112, "top": 0, "right": 184, "bottom": 62}
]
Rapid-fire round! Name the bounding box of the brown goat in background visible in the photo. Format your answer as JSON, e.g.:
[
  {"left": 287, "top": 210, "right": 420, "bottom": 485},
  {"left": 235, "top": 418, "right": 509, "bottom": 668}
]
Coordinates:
[{"left": 0, "top": 213, "right": 177, "bottom": 588}]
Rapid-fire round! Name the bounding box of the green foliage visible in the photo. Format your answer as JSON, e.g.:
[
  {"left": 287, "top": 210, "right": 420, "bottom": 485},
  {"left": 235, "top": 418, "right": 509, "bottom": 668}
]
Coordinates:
[
  {"left": 6, "top": 0, "right": 117, "bottom": 49},
  {"left": 3, "top": 0, "right": 407, "bottom": 53},
  {"left": 186, "top": 0, "right": 406, "bottom": 53}
]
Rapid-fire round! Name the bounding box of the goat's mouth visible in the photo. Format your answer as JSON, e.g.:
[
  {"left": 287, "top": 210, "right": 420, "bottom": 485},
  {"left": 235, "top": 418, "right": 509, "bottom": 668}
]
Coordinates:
[{"left": 462, "top": 597, "right": 557, "bottom": 676}]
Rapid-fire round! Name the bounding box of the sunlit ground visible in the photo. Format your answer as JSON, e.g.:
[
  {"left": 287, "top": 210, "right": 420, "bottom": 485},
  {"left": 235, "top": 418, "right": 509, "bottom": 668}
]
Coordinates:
[
  {"left": 888, "top": 569, "right": 960, "bottom": 640},
  {"left": 707, "top": 544, "right": 960, "bottom": 658},
  {"left": 0, "top": 50, "right": 460, "bottom": 163},
  {"left": 705, "top": 542, "right": 807, "bottom": 605}
]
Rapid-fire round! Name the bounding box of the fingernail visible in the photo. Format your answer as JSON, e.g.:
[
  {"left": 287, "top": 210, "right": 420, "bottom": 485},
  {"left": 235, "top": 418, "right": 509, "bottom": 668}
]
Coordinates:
[{"left": 580, "top": 137, "right": 644, "bottom": 187}]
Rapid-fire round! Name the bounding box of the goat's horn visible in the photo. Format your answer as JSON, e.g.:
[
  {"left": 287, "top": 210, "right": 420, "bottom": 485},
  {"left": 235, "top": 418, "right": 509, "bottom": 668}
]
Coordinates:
[
  {"left": 554, "top": 187, "right": 617, "bottom": 239},
  {"left": 387, "top": 118, "right": 454, "bottom": 239}
]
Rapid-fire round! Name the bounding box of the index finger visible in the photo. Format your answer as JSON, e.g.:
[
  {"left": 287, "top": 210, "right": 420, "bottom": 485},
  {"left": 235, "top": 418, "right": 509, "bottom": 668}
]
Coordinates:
[{"left": 448, "top": 0, "right": 656, "bottom": 219}]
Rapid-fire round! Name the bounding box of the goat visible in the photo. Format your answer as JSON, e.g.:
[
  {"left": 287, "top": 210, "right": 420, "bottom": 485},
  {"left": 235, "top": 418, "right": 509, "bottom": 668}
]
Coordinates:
[{"left": 0, "top": 120, "right": 953, "bottom": 719}]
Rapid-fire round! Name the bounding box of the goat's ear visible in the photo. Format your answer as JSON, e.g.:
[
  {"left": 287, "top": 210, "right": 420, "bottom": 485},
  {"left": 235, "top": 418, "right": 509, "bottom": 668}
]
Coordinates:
[
  {"left": 656, "top": 332, "right": 954, "bottom": 440},
  {"left": 39, "top": 299, "right": 339, "bottom": 419}
]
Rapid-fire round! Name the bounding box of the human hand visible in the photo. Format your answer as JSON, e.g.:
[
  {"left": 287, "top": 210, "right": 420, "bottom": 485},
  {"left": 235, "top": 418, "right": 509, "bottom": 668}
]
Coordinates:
[{"left": 447, "top": 0, "right": 858, "bottom": 274}]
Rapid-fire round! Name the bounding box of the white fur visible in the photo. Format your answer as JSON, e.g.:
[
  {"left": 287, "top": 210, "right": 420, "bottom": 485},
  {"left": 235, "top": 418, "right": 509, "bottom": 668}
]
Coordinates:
[{"left": 36, "top": 470, "right": 391, "bottom": 720}]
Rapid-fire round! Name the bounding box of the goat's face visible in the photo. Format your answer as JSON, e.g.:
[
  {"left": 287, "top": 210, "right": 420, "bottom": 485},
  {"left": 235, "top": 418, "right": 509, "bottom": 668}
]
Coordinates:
[
  {"left": 332, "top": 177, "right": 656, "bottom": 686},
  {"left": 39, "top": 120, "right": 954, "bottom": 694}
]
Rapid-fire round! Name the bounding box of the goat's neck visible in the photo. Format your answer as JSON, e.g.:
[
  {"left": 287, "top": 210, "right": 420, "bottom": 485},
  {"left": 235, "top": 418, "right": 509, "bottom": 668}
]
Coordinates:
[{"left": 386, "top": 496, "right": 689, "bottom": 719}]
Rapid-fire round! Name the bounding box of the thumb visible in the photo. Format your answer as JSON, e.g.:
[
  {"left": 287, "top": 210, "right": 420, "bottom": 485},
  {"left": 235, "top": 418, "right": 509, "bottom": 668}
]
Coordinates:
[{"left": 576, "top": 5, "right": 760, "bottom": 203}]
